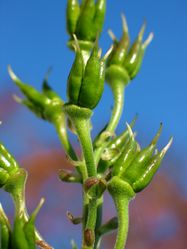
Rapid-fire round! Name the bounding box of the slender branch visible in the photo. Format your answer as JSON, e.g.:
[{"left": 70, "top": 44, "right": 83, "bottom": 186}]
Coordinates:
[
  {"left": 94, "top": 80, "right": 125, "bottom": 165},
  {"left": 54, "top": 116, "right": 77, "bottom": 161}
]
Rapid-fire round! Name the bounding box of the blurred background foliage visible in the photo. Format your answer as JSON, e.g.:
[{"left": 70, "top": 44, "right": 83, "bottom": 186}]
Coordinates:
[{"left": 0, "top": 0, "right": 187, "bottom": 248}]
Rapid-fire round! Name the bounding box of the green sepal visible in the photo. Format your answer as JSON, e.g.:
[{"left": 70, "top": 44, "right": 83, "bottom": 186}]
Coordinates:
[
  {"left": 9, "top": 66, "right": 64, "bottom": 124},
  {"left": 23, "top": 198, "right": 45, "bottom": 249},
  {"left": 107, "top": 176, "right": 135, "bottom": 200},
  {"left": 97, "top": 120, "right": 136, "bottom": 175},
  {"left": 12, "top": 213, "right": 30, "bottom": 249},
  {"left": 107, "top": 15, "right": 130, "bottom": 67},
  {"left": 133, "top": 137, "right": 173, "bottom": 192},
  {"left": 105, "top": 65, "right": 130, "bottom": 86},
  {"left": 67, "top": 37, "right": 84, "bottom": 105},
  {"left": 112, "top": 125, "right": 139, "bottom": 177},
  {"left": 93, "top": 0, "right": 106, "bottom": 37},
  {"left": 0, "top": 168, "right": 9, "bottom": 187},
  {"left": 63, "top": 103, "right": 92, "bottom": 120},
  {"left": 78, "top": 42, "right": 104, "bottom": 109},
  {"left": 0, "top": 144, "right": 19, "bottom": 175},
  {"left": 123, "top": 22, "right": 145, "bottom": 78},
  {"left": 66, "top": 0, "right": 80, "bottom": 35},
  {"left": 76, "top": 0, "right": 96, "bottom": 41},
  {"left": 67, "top": 39, "right": 94, "bottom": 53},
  {"left": 3, "top": 168, "right": 27, "bottom": 198},
  {"left": 130, "top": 32, "right": 154, "bottom": 79},
  {"left": 0, "top": 204, "right": 11, "bottom": 249},
  {"left": 0, "top": 224, "right": 11, "bottom": 249},
  {"left": 8, "top": 66, "right": 49, "bottom": 110}
]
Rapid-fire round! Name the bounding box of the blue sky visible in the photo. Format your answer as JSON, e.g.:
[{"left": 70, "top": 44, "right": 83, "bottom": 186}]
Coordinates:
[{"left": 0, "top": 1, "right": 186, "bottom": 181}]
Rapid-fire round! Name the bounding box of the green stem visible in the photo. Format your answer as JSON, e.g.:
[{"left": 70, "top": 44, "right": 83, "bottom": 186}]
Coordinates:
[
  {"left": 94, "top": 80, "right": 125, "bottom": 165},
  {"left": 107, "top": 177, "right": 135, "bottom": 249},
  {"left": 54, "top": 116, "right": 77, "bottom": 161},
  {"left": 86, "top": 199, "right": 98, "bottom": 230},
  {"left": 113, "top": 197, "right": 130, "bottom": 249},
  {"left": 94, "top": 198, "right": 103, "bottom": 249},
  {"left": 107, "top": 80, "right": 125, "bottom": 132},
  {"left": 63, "top": 105, "right": 96, "bottom": 177},
  {"left": 71, "top": 114, "right": 97, "bottom": 249},
  {"left": 63, "top": 104, "right": 97, "bottom": 249}
]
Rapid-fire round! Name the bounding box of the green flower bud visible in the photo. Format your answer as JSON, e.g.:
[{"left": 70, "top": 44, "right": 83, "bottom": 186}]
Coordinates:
[
  {"left": 67, "top": 0, "right": 106, "bottom": 42},
  {"left": 122, "top": 123, "right": 163, "bottom": 185},
  {"left": 110, "top": 124, "right": 172, "bottom": 193},
  {"left": 8, "top": 66, "right": 64, "bottom": 123},
  {"left": 106, "top": 19, "right": 153, "bottom": 86},
  {"left": 67, "top": 36, "right": 111, "bottom": 109}
]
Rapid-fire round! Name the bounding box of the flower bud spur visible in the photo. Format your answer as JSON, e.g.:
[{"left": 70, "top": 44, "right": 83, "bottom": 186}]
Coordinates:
[
  {"left": 133, "top": 137, "right": 173, "bottom": 193},
  {"left": 66, "top": 0, "right": 80, "bottom": 35}
]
